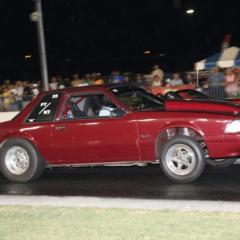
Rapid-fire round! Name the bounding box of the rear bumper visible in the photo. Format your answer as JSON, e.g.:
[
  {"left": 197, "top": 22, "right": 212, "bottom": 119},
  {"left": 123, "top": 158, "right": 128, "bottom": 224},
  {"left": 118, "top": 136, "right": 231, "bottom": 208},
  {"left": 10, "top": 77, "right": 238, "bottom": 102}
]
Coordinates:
[{"left": 208, "top": 135, "right": 240, "bottom": 159}]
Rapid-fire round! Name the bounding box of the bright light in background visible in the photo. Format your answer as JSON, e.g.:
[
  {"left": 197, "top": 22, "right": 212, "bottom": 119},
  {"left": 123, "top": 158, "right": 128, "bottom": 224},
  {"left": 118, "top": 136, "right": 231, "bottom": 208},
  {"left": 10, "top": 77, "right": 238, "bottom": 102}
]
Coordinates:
[
  {"left": 144, "top": 50, "right": 151, "bottom": 54},
  {"left": 186, "top": 9, "right": 195, "bottom": 15},
  {"left": 24, "top": 54, "right": 32, "bottom": 59}
]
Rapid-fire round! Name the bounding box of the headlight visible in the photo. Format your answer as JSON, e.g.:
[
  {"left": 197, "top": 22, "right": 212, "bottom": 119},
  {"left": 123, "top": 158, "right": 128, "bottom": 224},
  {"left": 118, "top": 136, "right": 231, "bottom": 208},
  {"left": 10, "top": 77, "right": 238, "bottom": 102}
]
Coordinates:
[{"left": 225, "top": 120, "right": 240, "bottom": 133}]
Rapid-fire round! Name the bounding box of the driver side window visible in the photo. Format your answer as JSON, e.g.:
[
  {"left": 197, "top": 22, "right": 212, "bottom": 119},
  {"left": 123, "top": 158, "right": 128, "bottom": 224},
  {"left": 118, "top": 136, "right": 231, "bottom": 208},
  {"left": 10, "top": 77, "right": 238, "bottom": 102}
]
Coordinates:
[{"left": 63, "top": 93, "right": 123, "bottom": 120}]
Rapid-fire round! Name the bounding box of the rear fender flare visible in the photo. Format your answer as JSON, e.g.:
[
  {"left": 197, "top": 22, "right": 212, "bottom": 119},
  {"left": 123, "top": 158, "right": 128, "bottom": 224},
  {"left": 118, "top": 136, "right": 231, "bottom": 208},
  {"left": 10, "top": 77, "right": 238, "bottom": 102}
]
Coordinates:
[{"left": 155, "top": 123, "right": 206, "bottom": 160}]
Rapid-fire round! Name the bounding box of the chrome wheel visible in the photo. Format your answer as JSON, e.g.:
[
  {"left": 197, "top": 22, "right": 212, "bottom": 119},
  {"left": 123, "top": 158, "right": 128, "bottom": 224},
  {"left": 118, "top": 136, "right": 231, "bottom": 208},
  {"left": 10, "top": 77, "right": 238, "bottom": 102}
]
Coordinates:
[
  {"left": 5, "top": 146, "right": 30, "bottom": 175},
  {"left": 166, "top": 144, "right": 196, "bottom": 176}
]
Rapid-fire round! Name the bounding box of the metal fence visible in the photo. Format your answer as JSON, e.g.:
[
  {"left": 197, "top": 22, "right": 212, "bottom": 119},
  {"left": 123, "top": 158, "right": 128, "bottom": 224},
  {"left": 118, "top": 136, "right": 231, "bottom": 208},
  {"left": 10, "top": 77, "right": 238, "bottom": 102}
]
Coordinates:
[
  {"left": 202, "top": 83, "right": 240, "bottom": 100},
  {"left": 202, "top": 84, "right": 227, "bottom": 100}
]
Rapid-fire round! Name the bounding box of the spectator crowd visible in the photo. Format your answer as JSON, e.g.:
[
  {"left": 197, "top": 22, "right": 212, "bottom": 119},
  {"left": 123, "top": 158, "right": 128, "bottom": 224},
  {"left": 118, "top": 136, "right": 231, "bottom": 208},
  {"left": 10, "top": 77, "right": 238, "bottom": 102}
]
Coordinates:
[
  {"left": 1, "top": 65, "right": 240, "bottom": 111},
  {"left": 0, "top": 71, "right": 149, "bottom": 111}
]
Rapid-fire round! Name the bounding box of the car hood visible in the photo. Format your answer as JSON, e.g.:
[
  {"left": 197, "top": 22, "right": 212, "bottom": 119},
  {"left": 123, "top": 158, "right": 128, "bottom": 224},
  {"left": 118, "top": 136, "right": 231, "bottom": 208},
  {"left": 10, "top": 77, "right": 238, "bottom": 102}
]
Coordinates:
[{"left": 164, "top": 100, "right": 240, "bottom": 116}]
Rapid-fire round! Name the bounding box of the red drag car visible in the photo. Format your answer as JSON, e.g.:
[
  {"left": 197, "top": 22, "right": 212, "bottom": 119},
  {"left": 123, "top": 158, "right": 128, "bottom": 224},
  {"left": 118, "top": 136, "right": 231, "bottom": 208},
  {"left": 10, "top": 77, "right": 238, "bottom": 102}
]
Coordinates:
[{"left": 0, "top": 85, "right": 240, "bottom": 183}]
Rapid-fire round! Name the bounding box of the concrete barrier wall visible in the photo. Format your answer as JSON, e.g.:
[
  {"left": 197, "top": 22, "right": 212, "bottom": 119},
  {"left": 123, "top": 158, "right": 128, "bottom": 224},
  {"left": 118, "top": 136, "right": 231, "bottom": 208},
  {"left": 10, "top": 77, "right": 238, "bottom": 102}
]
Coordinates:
[{"left": 0, "top": 112, "right": 19, "bottom": 122}]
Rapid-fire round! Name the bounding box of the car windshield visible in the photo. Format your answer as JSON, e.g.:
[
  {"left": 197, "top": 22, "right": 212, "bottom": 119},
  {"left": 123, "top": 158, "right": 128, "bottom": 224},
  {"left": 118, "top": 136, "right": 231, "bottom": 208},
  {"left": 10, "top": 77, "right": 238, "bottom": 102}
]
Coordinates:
[{"left": 110, "top": 86, "right": 164, "bottom": 111}]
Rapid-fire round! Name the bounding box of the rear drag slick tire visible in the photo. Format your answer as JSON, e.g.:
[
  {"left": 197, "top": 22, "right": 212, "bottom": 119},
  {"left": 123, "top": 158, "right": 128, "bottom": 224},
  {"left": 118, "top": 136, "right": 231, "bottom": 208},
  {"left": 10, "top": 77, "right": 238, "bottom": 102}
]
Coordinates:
[{"left": 160, "top": 136, "right": 206, "bottom": 183}]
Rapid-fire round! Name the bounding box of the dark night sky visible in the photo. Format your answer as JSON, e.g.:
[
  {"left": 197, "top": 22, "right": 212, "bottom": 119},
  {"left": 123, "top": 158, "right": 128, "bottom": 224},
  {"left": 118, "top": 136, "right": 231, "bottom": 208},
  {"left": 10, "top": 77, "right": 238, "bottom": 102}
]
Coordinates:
[{"left": 0, "top": 0, "right": 240, "bottom": 80}]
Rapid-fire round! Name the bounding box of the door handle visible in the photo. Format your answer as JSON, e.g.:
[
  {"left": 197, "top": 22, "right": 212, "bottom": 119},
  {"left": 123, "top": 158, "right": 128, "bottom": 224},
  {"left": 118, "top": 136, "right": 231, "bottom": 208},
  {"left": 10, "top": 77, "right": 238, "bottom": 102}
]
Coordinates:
[{"left": 55, "top": 125, "right": 67, "bottom": 131}]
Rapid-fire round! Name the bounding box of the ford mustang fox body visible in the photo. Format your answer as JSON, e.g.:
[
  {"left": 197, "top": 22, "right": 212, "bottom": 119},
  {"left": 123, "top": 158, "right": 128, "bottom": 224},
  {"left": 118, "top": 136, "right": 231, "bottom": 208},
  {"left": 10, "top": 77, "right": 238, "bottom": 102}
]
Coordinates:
[{"left": 0, "top": 85, "right": 240, "bottom": 183}]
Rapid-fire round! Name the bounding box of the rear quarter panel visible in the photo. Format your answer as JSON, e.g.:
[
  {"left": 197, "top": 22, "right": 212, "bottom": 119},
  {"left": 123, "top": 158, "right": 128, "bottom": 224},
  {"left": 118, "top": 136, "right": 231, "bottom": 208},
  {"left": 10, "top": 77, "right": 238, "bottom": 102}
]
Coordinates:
[{"left": 134, "top": 111, "right": 228, "bottom": 160}]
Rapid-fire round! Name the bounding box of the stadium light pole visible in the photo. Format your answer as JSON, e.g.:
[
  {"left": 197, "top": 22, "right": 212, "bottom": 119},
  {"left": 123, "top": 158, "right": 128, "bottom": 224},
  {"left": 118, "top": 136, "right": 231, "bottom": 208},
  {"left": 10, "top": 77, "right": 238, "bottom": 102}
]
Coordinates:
[{"left": 31, "top": 0, "right": 49, "bottom": 91}]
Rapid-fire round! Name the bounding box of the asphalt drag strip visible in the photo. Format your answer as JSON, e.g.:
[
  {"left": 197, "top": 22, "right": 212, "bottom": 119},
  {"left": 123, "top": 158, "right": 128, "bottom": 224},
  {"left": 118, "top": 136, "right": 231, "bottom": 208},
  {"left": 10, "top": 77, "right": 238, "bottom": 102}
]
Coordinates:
[{"left": 1, "top": 165, "right": 240, "bottom": 211}]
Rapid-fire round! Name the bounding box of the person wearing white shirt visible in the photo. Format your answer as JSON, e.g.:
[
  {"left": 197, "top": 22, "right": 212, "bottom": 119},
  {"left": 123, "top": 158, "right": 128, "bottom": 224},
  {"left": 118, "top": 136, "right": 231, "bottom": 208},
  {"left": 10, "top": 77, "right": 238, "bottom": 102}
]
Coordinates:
[{"left": 170, "top": 73, "right": 184, "bottom": 86}]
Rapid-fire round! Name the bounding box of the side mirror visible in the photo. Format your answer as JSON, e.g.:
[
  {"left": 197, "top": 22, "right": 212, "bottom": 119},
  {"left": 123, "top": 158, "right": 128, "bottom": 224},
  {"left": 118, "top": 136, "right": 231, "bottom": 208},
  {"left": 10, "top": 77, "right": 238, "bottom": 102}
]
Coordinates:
[{"left": 111, "top": 108, "right": 125, "bottom": 117}]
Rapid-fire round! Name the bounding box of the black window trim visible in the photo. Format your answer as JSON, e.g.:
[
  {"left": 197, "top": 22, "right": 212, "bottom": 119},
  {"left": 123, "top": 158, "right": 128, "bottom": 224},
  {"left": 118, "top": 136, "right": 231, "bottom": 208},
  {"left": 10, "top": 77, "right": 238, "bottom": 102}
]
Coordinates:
[
  {"left": 59, "top": 91, "right": 127, "bottom": 121},
  {"left": 24, "top": 92, "right": 63, "bottom": 124}
]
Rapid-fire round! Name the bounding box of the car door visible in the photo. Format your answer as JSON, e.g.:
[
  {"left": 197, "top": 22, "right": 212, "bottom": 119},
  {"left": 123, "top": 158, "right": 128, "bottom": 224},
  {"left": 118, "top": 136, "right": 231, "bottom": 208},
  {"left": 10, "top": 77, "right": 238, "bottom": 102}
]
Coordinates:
[{"left": 53, "top": 91, "right": 140, "bottom": 164}]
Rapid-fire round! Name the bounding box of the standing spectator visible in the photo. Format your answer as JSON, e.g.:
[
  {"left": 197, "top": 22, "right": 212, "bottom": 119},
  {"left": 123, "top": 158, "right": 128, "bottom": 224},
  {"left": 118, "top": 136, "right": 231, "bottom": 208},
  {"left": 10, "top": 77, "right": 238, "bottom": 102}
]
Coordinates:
[
  {"left": 236, "top": 68, "right": 240, "bottom": 82},
  {"left": 78, "top": 78, "right": 89, "bottom": 87},
  {"left": 84, "top": 74, "right": 92, "bottom": 85},
  {"left": 32, "top": 84, "right": 40, "bottom": 97},
  {"left": 164, "top": 79, "right": 172, "bottom": 88},
  {"left": 49, "top": 76, "right": 58, "bottom": 90},
  {"left": 209, "top": 67, "right": 224, "bottom": 85},
  {"left": 63, "top": 77, "right": 71, "bottom": 88},
  {"left": 4, "top": 79, "right": 11, "bottom": 88},
  {"left": 15, "top": 81, "right": 24, "bottom": 110},
  {"left": 22, "top": 81, "right": 33, "bottom": 108},
  {"left": 23, "top": 81, "right": 32, "bottom": 96},
  {"left": 57, "top": 75, "right": 66, "bottom": 89},
  {"left": 150, "top": 65, "right": 164, "bottom": 86},
  {"left": 0, "top": 86, "right": 4, "bottom": 111},
  {"left": 2, "top": 86, "right": 12, "bottom": 111},
  {"left": 224, "top": 68, "right": 238, "bottom": 97},
  {"left": 71, "top": 73, "right": 83, "bottom": 87},
  {"left": 208, "top": 67, "right": 225, "bottom": 99},
  {"left": 72, "top": 73, "right": 89, "bottom": 87},
  {"left": 135, "top": 74, "right": 148, "bottom": 87},
  {"left": 56, "top": 75, "right": 65, "bottom": 89},
  {"left": 90, "top": 72, "right": 97, "bottom": 85},
  {"left": 184, "top": 73, "right": 195, "bottom": 85},
  {"left": 123, "top": 73, "right": 130, "bottom": 84},
  {"left": 9, "top": 84, "right": 18, "bottom": 110},
  {"left": 111, "top": 70, "right": 124, "bottom": 84},
  {"left": 58, "top": 81, "right": 66, "bottom": 89},
  {"left": 151, "top": 75, "right": 162, "bottom": 87},
  {"left": 93, "top": 73, "right": 104, "bottom": 85},
  {"left": 71, "top": 74, "right": 79, "bottom": 87},
  {"left": 170, "top": 73, "right": 184, "bottom": 86}
]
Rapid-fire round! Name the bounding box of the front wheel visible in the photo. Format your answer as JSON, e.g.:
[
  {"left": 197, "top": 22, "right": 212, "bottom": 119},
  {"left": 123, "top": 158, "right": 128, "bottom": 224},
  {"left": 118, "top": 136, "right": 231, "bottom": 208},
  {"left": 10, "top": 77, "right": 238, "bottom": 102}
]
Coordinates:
[
  {"left": 0, "top": 138, "right": 44, "bottom": 182},
  {"left": 160, "top": 136, "right": 206, "bottom": 183}
]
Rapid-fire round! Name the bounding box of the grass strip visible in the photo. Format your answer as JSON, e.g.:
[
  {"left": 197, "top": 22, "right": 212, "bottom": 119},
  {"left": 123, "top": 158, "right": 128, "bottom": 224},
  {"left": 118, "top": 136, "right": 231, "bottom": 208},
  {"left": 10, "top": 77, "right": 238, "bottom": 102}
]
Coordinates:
[{"left": 0, "top": 206, "right": 240, "bottom": 240}]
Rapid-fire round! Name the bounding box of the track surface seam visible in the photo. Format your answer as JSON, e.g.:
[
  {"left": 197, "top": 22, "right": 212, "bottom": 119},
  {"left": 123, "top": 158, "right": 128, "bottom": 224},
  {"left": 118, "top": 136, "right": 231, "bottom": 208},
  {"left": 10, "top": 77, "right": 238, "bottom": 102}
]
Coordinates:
[{"left": 1, "top": 195, "right": 240, "bottom": 212}]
